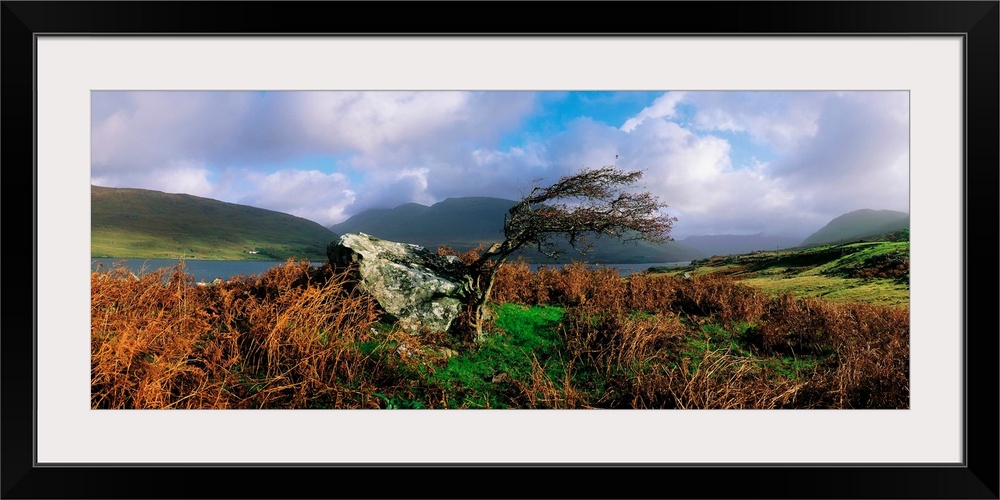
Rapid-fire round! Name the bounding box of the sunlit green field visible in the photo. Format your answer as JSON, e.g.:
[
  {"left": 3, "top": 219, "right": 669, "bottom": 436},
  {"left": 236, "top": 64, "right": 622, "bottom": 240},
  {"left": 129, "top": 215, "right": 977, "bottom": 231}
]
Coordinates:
[
  {"left": 656, "top": 240, "right": 909, "bottom": 307},
  {"left": 739, "top": 275, "right": 908, "bottom": 307},
  {"left": 91, "top": 227, "right": 327, "bottom": 261}
]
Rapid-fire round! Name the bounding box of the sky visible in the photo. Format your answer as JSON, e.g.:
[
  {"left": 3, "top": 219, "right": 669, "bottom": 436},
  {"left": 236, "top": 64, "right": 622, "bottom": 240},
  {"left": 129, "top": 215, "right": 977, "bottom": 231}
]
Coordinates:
[{"left": 91, "top": 90, "right": 909, "bottom": 240}]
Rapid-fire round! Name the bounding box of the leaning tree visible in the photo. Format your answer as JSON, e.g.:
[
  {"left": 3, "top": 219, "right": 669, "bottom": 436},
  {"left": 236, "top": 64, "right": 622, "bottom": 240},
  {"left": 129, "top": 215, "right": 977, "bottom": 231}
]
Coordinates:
[{"left": 460, "top": 165, "right": 678, "bottom": 339}]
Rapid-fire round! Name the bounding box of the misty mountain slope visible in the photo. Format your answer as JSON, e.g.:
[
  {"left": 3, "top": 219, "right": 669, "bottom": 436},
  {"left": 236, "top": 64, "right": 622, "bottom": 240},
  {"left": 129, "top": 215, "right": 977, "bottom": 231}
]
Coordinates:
[
  {"left": 331, "top": 197, "right": 511, "bottom": 249},
  {"left": 870, "top": 214, "right": 911, "bottom": 236},
  {"left": 800, "top": 209, "right": 909, "bottom": 247},
  {"left": 680, "top": 233, "right": 803, "bottom": 257},
  {"left": 92, "top": 185, "right": 338, "bottom": 260},
  {"left": 326, "top": 202, "right": 430, "bottom": 240},
  {"left": 331, "top": 197, "right": 705, "bottom": 264}
]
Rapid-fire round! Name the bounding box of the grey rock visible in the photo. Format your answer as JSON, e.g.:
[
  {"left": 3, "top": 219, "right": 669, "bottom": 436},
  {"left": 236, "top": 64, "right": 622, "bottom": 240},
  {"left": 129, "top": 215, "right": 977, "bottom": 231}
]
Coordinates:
[{"left": 328, "top": 233, "right": 472, "bottom": 333}]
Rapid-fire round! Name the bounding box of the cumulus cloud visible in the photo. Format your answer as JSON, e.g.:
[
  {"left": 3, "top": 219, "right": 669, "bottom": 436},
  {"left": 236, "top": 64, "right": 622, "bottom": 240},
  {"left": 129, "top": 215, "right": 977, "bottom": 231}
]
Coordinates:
[
  {"left": 91, "top": 92, "right": 261, "bottom": 172},
  {"left": 90, "top": 161, "right": 215, "bottom": 198},
  {"left": 683, "top": 91, "right": 823, "bottom": 152},
  {"left": 765, "top": 92, "right": 910, "bottom": 215},
  {"left": 91, "top": 90, "right": 908, "bottom": 239},
  {"left": 291, "top": 92, "right": 472, "bottom": 155},
  {"left": 620, "top": 91, "right": 686, "bottom": 132},
  {"left": 615, "top": 117, "right": 796, "bottom": 238},
  {"left": 238, "top": 169, "right": 356, "bottom": 227},
  {"left": 606, "top": 91, "right": 908, "bottom": 238},
  {"left": 92, "top": 91, "right": 536, "bottom": 171}
]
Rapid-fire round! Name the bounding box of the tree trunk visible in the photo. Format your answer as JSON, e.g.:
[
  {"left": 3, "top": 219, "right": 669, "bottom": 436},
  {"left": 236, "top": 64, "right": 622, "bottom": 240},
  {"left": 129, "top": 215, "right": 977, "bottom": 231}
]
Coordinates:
[
  {"left": 468, "top": 261, "right": 502, "bottom": 341},
  {"left": 471, "top": 299, "right": 489, "bottom": 341}
]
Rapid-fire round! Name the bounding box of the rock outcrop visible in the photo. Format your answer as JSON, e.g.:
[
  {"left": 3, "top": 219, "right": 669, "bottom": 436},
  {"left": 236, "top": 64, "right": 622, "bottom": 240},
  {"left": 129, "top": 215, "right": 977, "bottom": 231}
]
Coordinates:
[{"left": 327, "top": 233, "right": 471, "bottom": 333}]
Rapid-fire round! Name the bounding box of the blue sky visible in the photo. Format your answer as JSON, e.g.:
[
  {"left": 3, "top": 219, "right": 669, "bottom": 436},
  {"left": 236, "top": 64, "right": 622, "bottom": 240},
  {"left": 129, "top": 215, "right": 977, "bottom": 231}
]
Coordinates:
[{"left": 91, "top": 90, "right": 909, "bottom": 240}]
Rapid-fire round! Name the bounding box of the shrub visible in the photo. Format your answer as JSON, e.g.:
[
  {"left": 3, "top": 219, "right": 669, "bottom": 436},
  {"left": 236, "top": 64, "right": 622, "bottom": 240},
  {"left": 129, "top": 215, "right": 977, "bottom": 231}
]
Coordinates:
[{"left": 92, "top": 260, "right": 394, "bottom": 409}]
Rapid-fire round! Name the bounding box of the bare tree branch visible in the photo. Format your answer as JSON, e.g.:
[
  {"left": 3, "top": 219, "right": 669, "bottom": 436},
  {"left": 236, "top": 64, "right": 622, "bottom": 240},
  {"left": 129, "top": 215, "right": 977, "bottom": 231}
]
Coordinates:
[{"left": 462, "top": 165, "right": 678, "bottom": 339}]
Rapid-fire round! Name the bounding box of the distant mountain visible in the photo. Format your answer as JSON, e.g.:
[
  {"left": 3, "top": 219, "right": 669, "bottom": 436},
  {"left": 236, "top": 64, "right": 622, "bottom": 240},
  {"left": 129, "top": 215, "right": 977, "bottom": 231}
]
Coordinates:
[
  {"left": 680, "top": 233, "right": 803, "bottom": 257},
  {"left": 800, "top": 209, "right": 909, "bottom": 247},
  {"left": 91, "top": 185, "right": 338, "bottom": 260},
  {"left": 331, "top": 197, "right": 705, "bottom": 264},
  {"left": 331, "top": 197, "right": 511, "bottom": 250}
]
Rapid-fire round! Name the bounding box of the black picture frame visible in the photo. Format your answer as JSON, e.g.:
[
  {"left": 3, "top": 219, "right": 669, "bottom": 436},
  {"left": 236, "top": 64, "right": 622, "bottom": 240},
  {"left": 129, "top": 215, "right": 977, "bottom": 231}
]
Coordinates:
[{"left": 3, "top": 2, "right": 997, "bottom": 498}]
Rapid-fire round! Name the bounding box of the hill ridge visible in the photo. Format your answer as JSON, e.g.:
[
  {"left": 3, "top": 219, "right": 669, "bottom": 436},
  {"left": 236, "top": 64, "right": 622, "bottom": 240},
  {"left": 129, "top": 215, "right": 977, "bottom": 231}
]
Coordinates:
[
  {"left": 800, "top": 208, "right": 909, "bottom": 247},
  {"left": 91, "top": 185, "right": 338, "bottom": 260}
]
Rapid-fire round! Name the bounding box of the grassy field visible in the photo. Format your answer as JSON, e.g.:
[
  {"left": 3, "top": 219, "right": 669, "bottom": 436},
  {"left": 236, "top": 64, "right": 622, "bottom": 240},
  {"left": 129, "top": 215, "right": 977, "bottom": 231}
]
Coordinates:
[
  {"left": 652, "top": 240, "right": 909, "bottom": 307},
  {"left": 92, "top": 240, "right": 909, "bottom": 409},
  {"left": 91, "top": 227, "right": 332, "bottom": 261},
  {"left": 92, "top": 185, "right": 336, "bottom": 260}
]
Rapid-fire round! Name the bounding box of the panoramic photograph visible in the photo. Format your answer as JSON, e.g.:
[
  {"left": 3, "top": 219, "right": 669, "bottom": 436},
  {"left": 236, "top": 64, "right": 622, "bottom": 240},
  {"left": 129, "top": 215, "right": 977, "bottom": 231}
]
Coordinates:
[{"left": 90, "top": 90, "right": 910, "bottom": 409}]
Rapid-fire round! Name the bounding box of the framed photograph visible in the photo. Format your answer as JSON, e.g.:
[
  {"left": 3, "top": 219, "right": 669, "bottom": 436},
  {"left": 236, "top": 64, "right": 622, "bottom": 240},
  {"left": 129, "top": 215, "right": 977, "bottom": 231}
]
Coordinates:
[{"left": 5, "top": 1, "right": 997, "bottom": 498}]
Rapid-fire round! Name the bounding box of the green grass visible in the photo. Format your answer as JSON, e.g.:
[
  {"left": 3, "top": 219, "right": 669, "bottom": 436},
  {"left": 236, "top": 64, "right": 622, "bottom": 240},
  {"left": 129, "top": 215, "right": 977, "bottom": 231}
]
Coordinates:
[
  {"left": 365, "top": 302, "right": 839, "bottom": 409},
  {"left": 419, "top": 304, "right": 566, "bottom": 408},
  {"left": 493, "top": 303, "right": 565, "bottom": 353},
  {"left": 740, "top": 274, "right": 909, "bottom": 307},
  {"left": 362, "top": 303, "right": 622, "bottom": 409},
  {"left": 92, "top": 185, "right": 336, "bottom": 260},
  {"left": 764, "top": 355, "right": 822, "bottom": 379},
  {"left": 665, "top": 240, "right": 909, "bottom": 307},
  {"left": 91, "top": 227, "right": 330, "bottom": 260}
]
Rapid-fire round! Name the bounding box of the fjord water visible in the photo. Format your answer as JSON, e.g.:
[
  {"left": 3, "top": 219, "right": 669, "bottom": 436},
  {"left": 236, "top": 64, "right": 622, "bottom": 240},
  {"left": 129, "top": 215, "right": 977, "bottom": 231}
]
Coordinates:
[
  {"left": 90, "top": 258, "right": 307, "bottom": 283},
  {"left": 91, "top": 258, "right": 691, "bottom": 283}
]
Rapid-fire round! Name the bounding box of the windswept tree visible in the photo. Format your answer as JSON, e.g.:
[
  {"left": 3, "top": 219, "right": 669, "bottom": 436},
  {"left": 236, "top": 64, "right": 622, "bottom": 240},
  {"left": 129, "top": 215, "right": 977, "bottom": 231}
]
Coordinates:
[{"left": 461, "top": 165, "right": 678, "bottom": 338}]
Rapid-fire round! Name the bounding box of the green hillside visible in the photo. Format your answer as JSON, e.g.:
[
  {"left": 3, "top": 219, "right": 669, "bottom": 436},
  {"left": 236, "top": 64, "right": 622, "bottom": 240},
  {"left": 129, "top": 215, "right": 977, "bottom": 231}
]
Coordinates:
[
  {"left": 331, "top": 197, "right": 705, "bottom": 264},
  {"left": 800, "top": 209, "right": 909, "bottom": 247},
  {"left": 91, "top": 185, "right": 338, "bottom": 260},
  {"left": 680, "top": 233, "right": 803, "bottom": 257},
  {"left": 657, "top": 237, "right": 910, "bottom": 307}
]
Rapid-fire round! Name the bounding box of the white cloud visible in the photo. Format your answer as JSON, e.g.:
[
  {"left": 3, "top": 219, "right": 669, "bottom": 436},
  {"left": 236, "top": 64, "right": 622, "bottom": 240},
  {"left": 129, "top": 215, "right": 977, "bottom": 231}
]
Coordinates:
[
  {"left": 284, "top": 91, "right": 538, "bottom": 169},
  {"left": 91, "top": 92, "right": 259, "bottom": 172},
  {"left": 90, "top": 90, "right": 908, "bottom": 241},
  {"left": 147, "top": 164, "right": 216, "bottom": 197},
  {"left": 392, "top": 167, "right": 435, "bottom": 205},
  {"left": 686, "top": 92, "right": 822, "bottom": 152},
  {"left": 291, "top": 92, "right": 470, "bottom": 155},
  {"left": 766, "top": 91, "right": 910, "bottom": 214},
  {"left": 91, "top": 91, "right": 537, "bottom": 175},
  {"left": 91, "top": 161, "right": 214, "bottom": 198},
  {"left": 347, "top": 167, "right": 441, "bottom": 215},
  {"left": 611, "top": 91, "right": 908, "bottom": 238},
  {"left": 238, "top": 169, "right": 355, "bottom": 227},
  {"left": 620, "top": 91, "right": 686, "bottom": 132},
  {"left": 618, "top": 118, "right": 799, "bottom": 237}
]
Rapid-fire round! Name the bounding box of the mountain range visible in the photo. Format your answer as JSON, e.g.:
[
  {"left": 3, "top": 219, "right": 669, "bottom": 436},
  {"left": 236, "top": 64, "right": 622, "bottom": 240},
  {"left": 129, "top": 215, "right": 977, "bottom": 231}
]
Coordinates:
[
  {"left": 331, "top": 199, "right": 910, "bottom": 261},
  {"left": 330, "top": 196, "right": 705, "bottom": 264},
  {"left": 91, "top": 186, "right": 909, "bottom": 262},
  {"left": 677, "top": 233, "right": 804, "bottom": 257}
]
